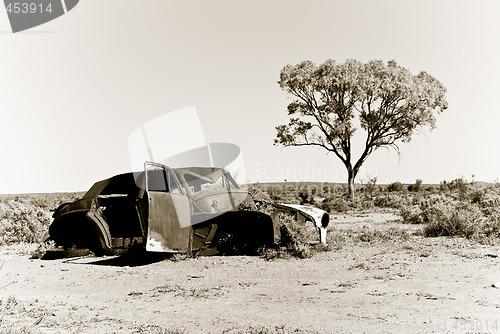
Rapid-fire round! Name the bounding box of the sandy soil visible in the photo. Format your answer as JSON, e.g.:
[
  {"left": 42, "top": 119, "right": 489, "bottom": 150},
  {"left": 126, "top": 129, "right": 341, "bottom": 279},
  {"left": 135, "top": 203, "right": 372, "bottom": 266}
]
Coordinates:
[{"left": 1, "top": 213, "right": 500, "bottom": 334}]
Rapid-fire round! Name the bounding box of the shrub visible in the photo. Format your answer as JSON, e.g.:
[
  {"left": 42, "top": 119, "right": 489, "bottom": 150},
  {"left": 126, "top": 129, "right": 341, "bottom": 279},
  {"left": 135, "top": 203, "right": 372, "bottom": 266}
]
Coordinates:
[
  {"left": 423, "top": 203, "right": 485, "bottom": 238},
  {"left": 481, "top": 208, "right": 500, "bottom": 239},
  {"left": 275, "top": 213, "right": 313, "bottom": 258},
  {"left": 298, "top": 189, "right": 314, "bottom": 205},
  {"left": 373, "top": 193, "right": 406, "bottom": 209},
  {"left": 351, "top": 196, "right": 374, "bottom": 210},
  {"left": 320, "top": 194, "right": 374, "bottom": 213},
  {"left": 399, "top": 205, "right": 425, "bottom": 224},
  {"left": 0, "top": 193, "right": 82, "bottom": 247},
  {"left": 0, "top": 200, "right": 51, "bottom": 246},
  {"left": 321, "top": 196, "right": 349, "bottom": 213},
  {"left": 387, "top": 181, "right": 404, "bottom": 192},
  {"left": 440, "top": 177, "right": 469, "bottom": 201},
  {"left": 247, "top": 184, "right": 272, "bottom": 202},
  {"left": 394, "top": 184, "right": 500, "bottom": 242},
  {"left": 408, "top": 179, "right": 423, "bottom": 192},
  {"left": 471, "top": 186, "right": 500, "bottom": 215},
  {"left": 260, "top": 213, "right": 328, "bottom": 260},
  {"left": 253, "top": 201, "right": 276, "bottom": 217},
  {"left": 357, "top": 225, "right": 409, "bottom": 242},
  {"left": 360, "top": 177, "right": 378, "bottom": 197}
]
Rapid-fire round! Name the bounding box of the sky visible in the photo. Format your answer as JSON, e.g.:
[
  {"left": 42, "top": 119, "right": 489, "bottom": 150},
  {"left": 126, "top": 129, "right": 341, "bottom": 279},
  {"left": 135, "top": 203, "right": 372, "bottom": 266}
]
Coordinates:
[{"left": 0, "top": 0, "right": 499, "bottom": 193}]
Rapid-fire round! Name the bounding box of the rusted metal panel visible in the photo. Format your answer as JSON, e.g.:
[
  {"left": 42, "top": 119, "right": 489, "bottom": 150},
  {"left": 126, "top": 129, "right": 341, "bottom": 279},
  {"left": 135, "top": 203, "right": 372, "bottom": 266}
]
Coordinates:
[
  {"left": 111, "top": 237, "right": 144, "bottom": 248},
  {"left": 193, "top": 190, "right": 249, "bottom": 213},
  {"left": 274, "top": 203, "right": 330, "bottom": 244},
  {"left": 87, "top": 210, "right": 112, "bottom": 250},
  {"left": 146, "top": 191, "right": 192, "bottom": 252}
]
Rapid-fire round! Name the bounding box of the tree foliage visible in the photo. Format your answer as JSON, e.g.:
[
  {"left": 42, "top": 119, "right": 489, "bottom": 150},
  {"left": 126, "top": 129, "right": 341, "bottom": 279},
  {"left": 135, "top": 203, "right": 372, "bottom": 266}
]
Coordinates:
[{"left": 275, "top": 59, "right": 448, "bottom": 198}]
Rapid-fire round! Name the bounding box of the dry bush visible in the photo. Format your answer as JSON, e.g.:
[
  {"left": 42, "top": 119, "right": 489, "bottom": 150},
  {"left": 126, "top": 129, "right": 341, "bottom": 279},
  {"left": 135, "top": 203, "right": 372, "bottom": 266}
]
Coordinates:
[
  {"left": 247, "top": 184, "right": 272, "bottom": 202},
  {"left": 0, "top": 193, "right": 81, "bottom": 246},
  {"left": 298, "top": 189, "right": 315, "bottom": 205},
  {"left": 0, "top": 200, "right": 51, "bottom": 246},
  {"left": 259, "top": 213, "right": 333, "bottom": 260},
  {"left": 373, "top": 193, "right": 406, "bottom": 209},
  {"left": 393, "top": 180, "right": 500, "bottom": 242},
  {"left": 321, "top": 196, "right": 350, "bottom": 213},
  {"left": 471, "top": 185, "right": 500, "bottom": 215},
  {"left": 263, "top": 213, "right": 313, "bottom": 259},
  {"left": 321, "top": 195, "right": 374, "bottom": 213},
  {"left": 422, "top": 202, "right": 500, "bottom": 241},
  {"left": 387, "top": 181, "right": 404, "bottom": 192},
  {"left": 399, "top": 205, "right": 425, "bottom": 224},
  {"left": 357, "top": 225, "right": 410, "bottom": 243}
]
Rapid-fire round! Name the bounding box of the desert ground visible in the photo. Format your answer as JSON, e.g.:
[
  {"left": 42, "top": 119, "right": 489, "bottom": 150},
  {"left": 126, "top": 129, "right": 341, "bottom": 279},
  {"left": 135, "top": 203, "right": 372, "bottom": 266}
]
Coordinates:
[{"left": 1, "top": 212, "right": 500, "bottom": 334}]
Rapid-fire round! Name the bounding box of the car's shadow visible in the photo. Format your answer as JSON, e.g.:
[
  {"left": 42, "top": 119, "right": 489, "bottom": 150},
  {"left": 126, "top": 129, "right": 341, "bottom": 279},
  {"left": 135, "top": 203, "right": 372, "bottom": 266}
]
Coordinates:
[
  {"left": 85, "top": 252, "right": 172, "bottom": 267},
  {"left": 43, "top": 250, "right": 179, "bottom": 267}
]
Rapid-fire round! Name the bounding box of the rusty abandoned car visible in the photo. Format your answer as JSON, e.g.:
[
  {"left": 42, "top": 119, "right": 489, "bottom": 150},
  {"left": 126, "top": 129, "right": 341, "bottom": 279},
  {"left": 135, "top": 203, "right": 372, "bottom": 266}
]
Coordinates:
[{"left": 48, "top": 162, "right": 329, "bottom": 256}]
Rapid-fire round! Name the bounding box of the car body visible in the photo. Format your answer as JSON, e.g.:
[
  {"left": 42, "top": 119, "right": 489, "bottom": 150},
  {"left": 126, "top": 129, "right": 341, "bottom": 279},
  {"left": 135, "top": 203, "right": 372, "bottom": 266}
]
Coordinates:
[{"left": 48, "top": 162, "right": 275, "bottom": 255}]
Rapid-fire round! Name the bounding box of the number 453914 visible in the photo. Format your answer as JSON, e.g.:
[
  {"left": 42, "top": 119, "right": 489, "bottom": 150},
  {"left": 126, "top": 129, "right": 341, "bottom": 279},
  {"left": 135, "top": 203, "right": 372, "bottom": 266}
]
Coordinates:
[
  {"left": 6, "top": 3, "right": 53, "bottom": 14},
  {"left": 453, "top": 319, "right": 498, "bottom": 331}
]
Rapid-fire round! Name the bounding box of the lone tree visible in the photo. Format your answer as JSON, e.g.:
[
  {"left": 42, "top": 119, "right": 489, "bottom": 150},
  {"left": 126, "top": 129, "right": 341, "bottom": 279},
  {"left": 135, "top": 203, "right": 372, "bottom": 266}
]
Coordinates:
[{"left": 275, "top": 59, "right": 447, "bottom": 199}]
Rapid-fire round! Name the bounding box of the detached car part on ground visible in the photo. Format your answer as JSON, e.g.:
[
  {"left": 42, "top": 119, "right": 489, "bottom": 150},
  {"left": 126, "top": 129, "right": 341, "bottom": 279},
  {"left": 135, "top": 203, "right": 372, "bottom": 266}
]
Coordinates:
[
  {"left": 272, "top": 203, "right": 329, "bottom": 245},
  {"left": 48, "top": 162, "right": 329, "bottom": 256}
]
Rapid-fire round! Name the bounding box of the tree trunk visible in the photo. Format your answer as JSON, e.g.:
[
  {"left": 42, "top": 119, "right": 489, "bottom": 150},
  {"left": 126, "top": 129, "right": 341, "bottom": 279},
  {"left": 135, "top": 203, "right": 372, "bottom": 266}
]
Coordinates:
[{"left": 347, "top": 169, "right": 355, "bottom": 200}]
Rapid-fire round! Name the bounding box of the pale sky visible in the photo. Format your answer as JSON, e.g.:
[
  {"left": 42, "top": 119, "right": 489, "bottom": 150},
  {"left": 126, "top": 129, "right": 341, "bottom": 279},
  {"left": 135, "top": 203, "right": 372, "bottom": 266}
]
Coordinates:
[{"left": 0, "top": 0, "right": 499, "bottom": 193}]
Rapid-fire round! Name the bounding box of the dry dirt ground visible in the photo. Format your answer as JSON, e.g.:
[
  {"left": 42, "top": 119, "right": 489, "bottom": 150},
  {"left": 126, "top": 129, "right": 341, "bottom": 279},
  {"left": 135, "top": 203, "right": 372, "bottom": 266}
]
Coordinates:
[{"left": 1, "top": 212, "right": 500, "bottom": 334}]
